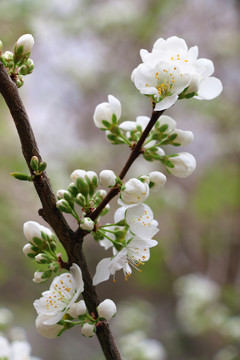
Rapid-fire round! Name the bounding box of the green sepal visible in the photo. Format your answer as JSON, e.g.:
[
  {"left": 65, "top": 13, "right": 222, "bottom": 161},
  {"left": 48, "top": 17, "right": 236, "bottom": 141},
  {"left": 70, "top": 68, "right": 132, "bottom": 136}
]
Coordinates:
[
  {"left": 10, "top": 172, "right": 33, "bottom": 181},
  {"left": 166, "top": 160, "right": 174, "bottom": 168},
  {"left": 102, "top": 120, "right": 111, "bottom": 129},
  {"left": 68, "top": 184, "right": 78, "bottom": 197},
  {"left": 168, "top": 133, "right": 177, "bottom": 141},
  {"left": 41, "top": 270, "right": 52, "bottom": 279},
  {"left": 112, "top": 113, "right": 117, "bottom": 124},
  {"left": 149, "top": 181, "right": 154, "bottom": 189},
  {"left": 159, "top": 124, "right": 168, "bottom": 132},
  {"left": 32, "top": 236, "right": 43, "bottom": 247}
]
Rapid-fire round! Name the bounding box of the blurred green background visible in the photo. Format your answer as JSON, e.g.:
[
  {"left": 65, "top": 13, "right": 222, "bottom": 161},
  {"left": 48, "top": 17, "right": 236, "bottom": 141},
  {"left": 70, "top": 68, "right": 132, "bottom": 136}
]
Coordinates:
[{"left": 0, "top": 0, "right": 240, "bottom": 359}]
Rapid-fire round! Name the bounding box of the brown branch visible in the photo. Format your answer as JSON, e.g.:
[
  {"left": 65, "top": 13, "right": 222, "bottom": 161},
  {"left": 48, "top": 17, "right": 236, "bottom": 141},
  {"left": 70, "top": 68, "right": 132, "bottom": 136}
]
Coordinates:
[
  {"left": 0, "top": 61, "right": 121, "bottom": 360},
  {"left": 89, "top": 109, "right": 164, "bottom": 221}
]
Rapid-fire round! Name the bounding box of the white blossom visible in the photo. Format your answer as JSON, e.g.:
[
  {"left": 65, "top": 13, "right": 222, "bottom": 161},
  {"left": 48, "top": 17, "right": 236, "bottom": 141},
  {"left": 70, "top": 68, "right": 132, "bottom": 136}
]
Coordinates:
[
  {"left": 15, "top": 34, "right": 34, "bottom": 55},
  {"left": 81, "top": 323, "right": 96, "bottom": 337},
  {"left": 149, "top": 171, "right": 167, "bottom": 191},
  {"left": 35, "top": 314, "right": 63, "bottom": 339},
  {"left": 121, "top": 178, "right": 149, "bottom": 205},
  {"left": 93, "top": 225, "right": 158, "bottom": 285},
  {"left": 93, "top": 95, "right": 121, "bottom": 128},
  {"left": 132, "top": 61, "right": 191, "bottom": 111},
  {"left": 100, "top": 170, "right": 117, "bottom": 187},
  {"left": 97, "top": 299, "right": 117, "bottom": 320},
  {"left": 0, "top": 335, "right": 41, "bottom": 360},
  {"left": 167, "top": 152, "right": 196, "bottom": 178},
  {"left": 68, "top": 300, "right": 87, "bottom": 318},
  {"left": 125, "top": 203, "right": 159, "bottom": 240},
  {"left": 34, "top": 264, "right": 83, "bottom": 325},
  {"left": 134, "top": 36, "right": 222, "bottom": 105}
]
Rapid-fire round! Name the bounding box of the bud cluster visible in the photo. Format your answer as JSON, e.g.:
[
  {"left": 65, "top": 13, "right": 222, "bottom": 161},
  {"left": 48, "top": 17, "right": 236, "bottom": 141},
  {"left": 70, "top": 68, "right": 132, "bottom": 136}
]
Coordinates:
[
  {"left": 0, "top": 34, "right": 34, "bottom": 88},
  {"left": 23, "top": 221, "right": 59, "bottom": 283}
]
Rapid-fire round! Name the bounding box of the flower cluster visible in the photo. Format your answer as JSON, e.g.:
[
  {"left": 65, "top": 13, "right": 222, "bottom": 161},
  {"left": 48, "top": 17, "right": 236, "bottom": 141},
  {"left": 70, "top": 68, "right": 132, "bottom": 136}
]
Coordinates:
[
  {"left": 131, "top": 36, "right": 222, "bottom": 110},
  {"left": 23, "top": 221, "right": 59, "bottom": 283},
  {"left": 0, "top": 34, "right": 34, "bottom": 88},
  {"left": 0, "top": 335, "right": 41, "bottom": 360},
  {"left": 34, "top": 263, "right": 116, "bottom": 339}
]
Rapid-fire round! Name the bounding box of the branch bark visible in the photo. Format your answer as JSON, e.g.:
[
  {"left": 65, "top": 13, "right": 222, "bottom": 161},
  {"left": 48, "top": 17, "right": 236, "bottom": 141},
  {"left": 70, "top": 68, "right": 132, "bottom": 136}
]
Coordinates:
[{"left": 0, "top": 62, "right": 121, "bottom": 360}]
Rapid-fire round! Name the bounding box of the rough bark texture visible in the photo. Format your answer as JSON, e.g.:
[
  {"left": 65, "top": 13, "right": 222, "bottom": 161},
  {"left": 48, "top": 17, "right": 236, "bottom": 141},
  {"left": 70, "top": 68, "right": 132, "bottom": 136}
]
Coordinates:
[{"left": 0, "top": 61, "right": 163, "bottom": 359}]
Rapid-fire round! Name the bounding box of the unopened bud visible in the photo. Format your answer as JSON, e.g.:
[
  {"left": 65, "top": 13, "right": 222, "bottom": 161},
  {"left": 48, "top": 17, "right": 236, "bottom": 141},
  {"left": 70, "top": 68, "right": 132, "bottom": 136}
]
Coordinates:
[
  {"left": 80, "top": 217, "right": 94, "bottom": 231},
  {"left": 81, "top": 323, "right": 96, "bottom": 337},
  {"left": 167, "top": 152, "right": 196, "bottom": 178},
  {"left": 35, "top": 253, "right": 51, "bottom": 264},
  {"left": 76, "top": 193, "right": 86, "bottom": 207},
  {"left": 22, "top": 243, "right": 36, "bottom": 257},
  {"left": 15, "top": 34, "right": 34, "bottom": 56},
  {"left": 32, "top": 271, "right": 45, "bottom": 283},
  {"left": 56, "top": 199, "right": 73, "bottom": 213},
  {"left": 149, "top": 171, "right": 167, "bottom": 191},
  {"left": 100, "top": 170, "right": 117, "bottom": 187},
  {"left": 97, "top": 299, "right": 117, "bottom": 320},
  {"left": 30, "top": 156, "right": 39, "bottom": 171}
]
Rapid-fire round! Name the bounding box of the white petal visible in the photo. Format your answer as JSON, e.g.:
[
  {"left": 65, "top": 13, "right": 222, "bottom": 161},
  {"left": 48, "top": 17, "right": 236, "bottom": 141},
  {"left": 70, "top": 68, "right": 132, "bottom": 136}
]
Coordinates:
[
  {"left": 114, "top": 206, "right": 127, "bottom": 223},
  {"left": 134, "top": 63, "right": 157, "bottom": 90},
  {"left": 119, "top": 121, "right": 136, "bottom": 131},
  {"left": 196, "top": 77, "right": 223, "bottom": 100},
  {"left": 136, "top": 116, "right": 150, "bottom": 130},
  {"left": 187, "top": 46, "right": 199, "bottom": 61},
  {"left": 165, "top": 36, "right": 188, "bottom": 53},
  {"left": 195, "top": 58, "right": 214, "bottom": 77},
  {"left": 93, "top": 258, "right": 112, "bottom": 285},
  {"left": 154, "top": 94, "right": 178, "bottom": 111},
  {"left": 174, "top": 73, "right": 191, "bottom": 94},
  {"left": 70, "top": 263, "right": 84, "bottom": 293},
  {"left": 108, "top": 95, "right": 122, "bottom": 120},
  {"left": 159, "top": 115, "right": 176, "bottom": 131}
]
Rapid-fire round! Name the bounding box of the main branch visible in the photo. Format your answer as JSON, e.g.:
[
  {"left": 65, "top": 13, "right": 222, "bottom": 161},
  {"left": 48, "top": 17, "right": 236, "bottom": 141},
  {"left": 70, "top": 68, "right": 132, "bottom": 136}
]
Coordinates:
[{"left": 0, "top": 62, "right": 121, "bottom": 360}]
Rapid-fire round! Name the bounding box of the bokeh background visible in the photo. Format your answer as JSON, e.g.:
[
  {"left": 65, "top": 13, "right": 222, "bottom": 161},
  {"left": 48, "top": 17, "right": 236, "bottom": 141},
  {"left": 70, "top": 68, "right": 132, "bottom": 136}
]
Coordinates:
[{"left": 0, "top": 0, "right": 240, "bottom": 359}]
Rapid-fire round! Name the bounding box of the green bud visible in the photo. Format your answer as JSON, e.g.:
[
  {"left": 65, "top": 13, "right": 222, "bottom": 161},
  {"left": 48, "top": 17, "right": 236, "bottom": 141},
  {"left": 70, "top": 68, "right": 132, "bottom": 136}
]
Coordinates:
[
  {"left": 76, "top": 193, "right": 86, "bottom": 207},
  {"left": 16, "top": 75, "right": 24, "bottom": 88},
  {"left": 56, "top": 199, "right": 73, "bottom": 214},
  {"left": 39, "top": 161, "right": 47, "bottom": 172},
  {"left": 10, "top": 172, "right": 33, "bottom": 181},
  {"left": 76, "top": 177, "right": 89, "bottom": 196},
  {"left": 30, "top": 156, "right": 39, "bottom": 171}
]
